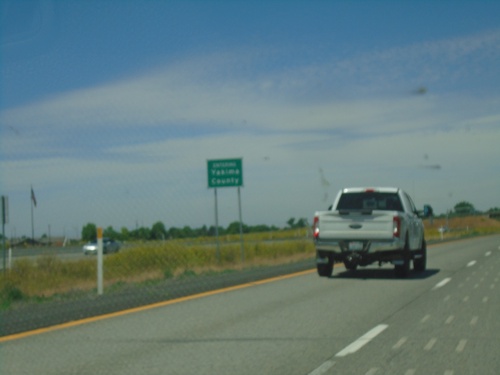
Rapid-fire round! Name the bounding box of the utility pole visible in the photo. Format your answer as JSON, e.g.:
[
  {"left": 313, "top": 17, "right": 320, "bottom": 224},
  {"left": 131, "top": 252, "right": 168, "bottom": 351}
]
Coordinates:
[
  {"left": 31, "top": 185, "right": 37, "bottom": 243},
  {"left": 2, "top": 196, "right": 8, "bottom": 273}
]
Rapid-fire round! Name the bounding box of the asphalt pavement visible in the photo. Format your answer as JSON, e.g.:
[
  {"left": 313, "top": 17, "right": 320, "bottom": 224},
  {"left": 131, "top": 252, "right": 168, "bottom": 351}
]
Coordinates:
[{"left": 1, "top": 235, "right": 499, "bottom": 375}]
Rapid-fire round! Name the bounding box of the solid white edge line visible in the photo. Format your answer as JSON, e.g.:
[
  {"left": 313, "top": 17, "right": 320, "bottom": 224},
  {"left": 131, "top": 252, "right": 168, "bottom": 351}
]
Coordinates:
[
  {"left": 433, "top": 277, "right": 451, "bottom": 290},
  {"left": 335, "top": 324, "right": 388, "bottom": 357}
]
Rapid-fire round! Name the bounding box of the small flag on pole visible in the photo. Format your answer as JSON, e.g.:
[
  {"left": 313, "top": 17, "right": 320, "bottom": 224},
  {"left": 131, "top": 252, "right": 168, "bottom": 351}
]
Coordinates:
[{"left": 31, "top": 186, "right": 37, "bottom": 207}]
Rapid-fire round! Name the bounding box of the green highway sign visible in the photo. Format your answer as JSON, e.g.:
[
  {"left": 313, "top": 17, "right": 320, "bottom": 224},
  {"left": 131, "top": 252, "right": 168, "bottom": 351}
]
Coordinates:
[{"left": 207, "top": 158, "right": 243, "bottom": 188}]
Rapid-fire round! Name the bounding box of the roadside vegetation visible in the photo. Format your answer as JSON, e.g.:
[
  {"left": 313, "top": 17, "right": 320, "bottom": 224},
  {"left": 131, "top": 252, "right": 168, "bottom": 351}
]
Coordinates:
[
  {"left": 0, "top": 228, "right": 313, "bottom": 309},
  {"left": 1, "top": 214, "right": 500, "bottom": 309},
  {"left": 424, "top": 215, "right": 500, "bottom": 241}
]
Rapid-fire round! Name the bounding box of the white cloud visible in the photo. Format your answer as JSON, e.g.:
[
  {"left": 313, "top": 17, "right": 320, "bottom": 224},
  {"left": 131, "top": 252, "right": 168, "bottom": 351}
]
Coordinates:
[
  {"left": 1, "top": 29, "right": 499, "bottom": 235},
  {"left": 2, "top": 29, "right": 499, "bottom": 135}
]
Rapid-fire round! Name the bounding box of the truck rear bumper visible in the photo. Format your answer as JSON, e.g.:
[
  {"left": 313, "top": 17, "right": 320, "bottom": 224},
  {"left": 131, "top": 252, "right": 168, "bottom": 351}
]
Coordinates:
[
  {"left": 314, "top": 238, "right": 403, "bottom": 253},
  {"left": 315, "top": 238, "right": 407, "bottom": 266}
]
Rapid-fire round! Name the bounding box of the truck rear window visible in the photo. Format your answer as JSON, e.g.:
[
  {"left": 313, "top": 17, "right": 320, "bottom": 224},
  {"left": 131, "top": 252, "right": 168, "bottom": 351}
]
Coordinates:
[{"left": 336, "top": 192, "right": 403, "bottom": 211}]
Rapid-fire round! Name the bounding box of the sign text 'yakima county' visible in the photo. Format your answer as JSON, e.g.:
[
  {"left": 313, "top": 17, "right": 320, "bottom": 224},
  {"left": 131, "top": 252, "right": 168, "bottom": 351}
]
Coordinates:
[{"left": 207, "top": 158, "right": 243, "bottom": 188}]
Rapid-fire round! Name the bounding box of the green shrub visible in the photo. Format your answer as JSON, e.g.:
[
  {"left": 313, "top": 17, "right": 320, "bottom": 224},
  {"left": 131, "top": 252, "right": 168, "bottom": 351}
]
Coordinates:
[
  {"left": 0, "top": 280, "right": 25, "bottom": 308},
  {"left": 2, "top": 282, "right": 24, "bottom": 301},
  {"left": 163, "top": 268, "right": 174, "bottom": 279},
  {"left": 179, "top": 269, "right": 197, "bottom": 279}
]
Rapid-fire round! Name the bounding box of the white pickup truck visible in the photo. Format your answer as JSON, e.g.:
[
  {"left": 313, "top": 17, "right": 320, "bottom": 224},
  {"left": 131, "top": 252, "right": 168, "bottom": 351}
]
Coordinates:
[{"left": 313, "top": 187, "right": 432, "bottom": 278}]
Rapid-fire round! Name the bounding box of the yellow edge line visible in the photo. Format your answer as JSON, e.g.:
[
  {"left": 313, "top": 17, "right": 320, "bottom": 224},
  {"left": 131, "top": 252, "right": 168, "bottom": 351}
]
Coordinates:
[
  {"left": 0, "top": 268, "right": 315, "bottom": 343},
  {"left": 0, "top": 240, "right": 450, "bottom": 343}
]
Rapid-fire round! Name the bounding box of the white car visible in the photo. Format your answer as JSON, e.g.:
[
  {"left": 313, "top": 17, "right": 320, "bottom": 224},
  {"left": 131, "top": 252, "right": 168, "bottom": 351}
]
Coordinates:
[{"left": 83, "top": 238, "right": 120, "bottom": 255}]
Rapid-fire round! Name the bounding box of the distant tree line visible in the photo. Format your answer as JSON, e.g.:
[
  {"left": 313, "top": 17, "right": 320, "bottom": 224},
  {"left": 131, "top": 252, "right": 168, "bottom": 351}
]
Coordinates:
[
  {"left": 448, "top": 201, "right": 499, "bottom": 216},
  {"left": 453, "top": 201, "right": 476, "bottom": 215},
  {"left": 430, "top": 201, "right": 500, "bottom": 218},
  {"left": 81, "top": 217, "right": 309, "bottom": 242}
]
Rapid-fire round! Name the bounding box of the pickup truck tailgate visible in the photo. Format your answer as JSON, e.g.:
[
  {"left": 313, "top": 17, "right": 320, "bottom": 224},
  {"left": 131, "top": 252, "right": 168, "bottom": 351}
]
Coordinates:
[{"left": 317, "top": 210, "right": 396, "bottom": 240}]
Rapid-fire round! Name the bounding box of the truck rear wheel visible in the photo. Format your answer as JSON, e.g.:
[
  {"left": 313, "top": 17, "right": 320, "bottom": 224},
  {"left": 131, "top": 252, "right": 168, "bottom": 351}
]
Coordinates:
[
  {"left": 343, "top": 259, "right": 358, "bottom": 271},
  {"left": 317, "top": 257, "right": 334, "bottom": 277},
  {"left": 394, "top": 258, "right": 409, "bottom": 278},
  {"left": 413, "top": 239, "right": 427, "bottom": 272},
  {"left": 394, "top": 240, "right": 410, "bottom": 278}
]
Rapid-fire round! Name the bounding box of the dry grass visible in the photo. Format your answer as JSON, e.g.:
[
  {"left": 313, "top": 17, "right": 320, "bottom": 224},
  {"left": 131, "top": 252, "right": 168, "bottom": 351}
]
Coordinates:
[
  {"left": 0, "top": 237, "right": 314, "bottom": 305},
  {"left": 424, "top": 215, "right": 500, "bottom": 240},
  {"left": 1, "top": 217, "right": 498, "bottom": 307}
]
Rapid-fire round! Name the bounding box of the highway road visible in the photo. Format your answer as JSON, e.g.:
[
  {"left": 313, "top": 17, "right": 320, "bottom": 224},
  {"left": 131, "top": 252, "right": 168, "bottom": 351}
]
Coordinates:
[
  {"left": 0, "top": 245, "right": 83, "bottom": 270},
  {"left": 1, "top": 235, "right": 499, "bottom": 375}
]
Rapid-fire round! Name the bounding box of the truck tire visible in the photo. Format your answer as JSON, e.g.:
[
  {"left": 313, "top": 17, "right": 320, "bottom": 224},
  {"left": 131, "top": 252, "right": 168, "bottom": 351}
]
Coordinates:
[
  {"left": 394, "top": 239, "right": 410, "bottom": 278},
  {"left": 317, "top": 257, "right": 334, "bottom": 277},
  {"left": 413, "top": 239, "right": 427, "bottom": 272},
  {"left": 343, "top": 259, "right": 358, "bottom": 271}
]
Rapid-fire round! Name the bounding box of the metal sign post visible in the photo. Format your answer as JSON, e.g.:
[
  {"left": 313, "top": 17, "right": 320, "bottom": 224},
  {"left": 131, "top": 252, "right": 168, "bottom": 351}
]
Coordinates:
[
  {"left": 214, "top": 188, "right": 220, "bottom": 262},
  {"left": 97, "top": 227, "right": 103, "bottom": 295},
  {"left": 238, "top": 186, "right": 244, "bottom": 263},
  {"left": 207, "top": 158, "right": 244, "bottom": 263},
  {"left": 2, "top": 196, "right": 8, "bottom": 273}
]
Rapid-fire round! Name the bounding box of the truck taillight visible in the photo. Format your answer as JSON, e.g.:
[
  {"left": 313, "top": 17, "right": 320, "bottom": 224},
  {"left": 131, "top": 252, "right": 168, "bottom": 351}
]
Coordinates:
[
  {"left": 313, "top": 216, "right": 320, "bottom": 239},
  {"left": 393, "top": 216, "right": 401, "bottom": 238}
]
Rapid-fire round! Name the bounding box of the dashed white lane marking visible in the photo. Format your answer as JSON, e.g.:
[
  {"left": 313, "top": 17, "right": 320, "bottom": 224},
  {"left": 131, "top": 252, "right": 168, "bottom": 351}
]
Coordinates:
[
  {"left": 306, "top": 360, "right": 336, "bottom": 375},
  {"left": 456, "top": 339, "right": 467, "bottom": 352},
  {"left": 335, "top": 324, "right": 388, "bottom": 357},
  {"left": 307, "top": 325, "right": 389, "bottom": 374},
  {"left": 485, "top": 251, "right": 491, "bottom": 257},
  {"left": 424, "top": 338, "right": 437, "bottom": 351},
  {"left": 392, "top": 337, "right": 407, "bottom": 349},
  {"left": 433, "top": 278, "right": 451, "bottom": 290},
  {"left": 309, "top": 249, "right": 490, "bottom": 375}
]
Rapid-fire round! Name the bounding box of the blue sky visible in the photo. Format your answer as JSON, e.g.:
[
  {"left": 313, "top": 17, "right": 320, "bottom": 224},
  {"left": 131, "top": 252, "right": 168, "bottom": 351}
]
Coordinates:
[{"left": 1, "top": 0, "right": 499, "bottom": 238}]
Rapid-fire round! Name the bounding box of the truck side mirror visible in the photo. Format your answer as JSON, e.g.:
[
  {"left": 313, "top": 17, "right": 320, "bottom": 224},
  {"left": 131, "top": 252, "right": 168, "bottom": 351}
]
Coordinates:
[{"left": 423, "top": 204, "right": 433, "bottom": 218}]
